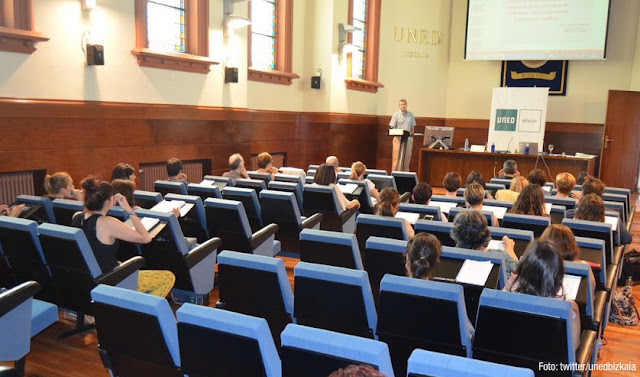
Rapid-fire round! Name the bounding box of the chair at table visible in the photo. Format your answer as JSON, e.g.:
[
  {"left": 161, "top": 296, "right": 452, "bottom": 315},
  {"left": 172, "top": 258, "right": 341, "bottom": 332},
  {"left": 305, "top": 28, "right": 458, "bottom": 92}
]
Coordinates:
[
  {"left": 280, "top": 324, "right": 394, "bottom": 377},
  {"left": 407, "top": 349, "right": 534, "bottom": 377},
  {"left": 293, "top": 262, "right": 377, "bottom": 339},
  {"left": 177, "top": 304, "right": 281, "bottom": 377},
  {"left": 90, "top": 284, "right": 182, "bottom": 377},
  {"left": 216, "top": 250, "right": 294, "bottom": 347},
  {"left": 299, "top": 229, "right": 363, "bottom": 270}
]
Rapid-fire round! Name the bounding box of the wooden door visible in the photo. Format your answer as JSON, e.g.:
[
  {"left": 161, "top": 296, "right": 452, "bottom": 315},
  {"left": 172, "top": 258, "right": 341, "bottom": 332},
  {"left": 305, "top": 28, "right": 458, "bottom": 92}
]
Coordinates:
[{"left": 599, "top": 90, "right": 640, "bottom": 191}]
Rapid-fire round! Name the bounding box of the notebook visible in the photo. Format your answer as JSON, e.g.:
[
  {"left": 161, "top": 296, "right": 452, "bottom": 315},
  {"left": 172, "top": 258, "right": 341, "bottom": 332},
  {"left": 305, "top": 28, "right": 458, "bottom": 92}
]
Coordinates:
[{"left": 455, "top": 259, "right": 493, "bottom": 286}]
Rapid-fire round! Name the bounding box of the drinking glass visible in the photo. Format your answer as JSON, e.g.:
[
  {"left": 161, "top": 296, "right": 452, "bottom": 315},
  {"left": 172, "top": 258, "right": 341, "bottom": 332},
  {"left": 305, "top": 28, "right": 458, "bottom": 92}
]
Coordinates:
[{"left": 548, "top": 144, "right": 554, "bottom": 155}]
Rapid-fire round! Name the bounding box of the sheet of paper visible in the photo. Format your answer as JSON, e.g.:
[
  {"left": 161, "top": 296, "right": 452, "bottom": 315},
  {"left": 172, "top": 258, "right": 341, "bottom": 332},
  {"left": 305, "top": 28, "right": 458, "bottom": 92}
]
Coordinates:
[
  {"left": 605, "top": 216, "right": 618, "bottom": 231},
  {"left": 544, "top": 202, "right": 552, "bottom": 215},
  {"left": 178, "top": 203, "right": 194, "bottom": 217},
  {"left": 139, "top": 217, "right": 160, "bottom": 231},
  {"left": 428, "top": 201, "right": 459, "bottom": 214},
  {"left": 487, "top": 239, "right": 505, "bottom": 251},
  {"left": 543, "top": 185, "right": 551, "bottom": 193},
  {"left": 395, "top": 211, "right": 420, "bottom": 225},
  {"left": 455, "top": 259, "right": 494, "bottom": 286},
  {"left": 200, "top": 179, "right": 215, "bottom": 186},
  {"left": 151, "top": 200, "right": 186, "bottom": 213},
  {"left": 559, "top": 274, "right": 581, "bottom": 300},
  {"left": 470, "top": 145, "right": 485, "bottom": 152},
  {"left": 337, "top": 183, "right": 358, "bottom": 194},
  {"left": 482, "top": 205, "right": 508, "bottom": 219}
]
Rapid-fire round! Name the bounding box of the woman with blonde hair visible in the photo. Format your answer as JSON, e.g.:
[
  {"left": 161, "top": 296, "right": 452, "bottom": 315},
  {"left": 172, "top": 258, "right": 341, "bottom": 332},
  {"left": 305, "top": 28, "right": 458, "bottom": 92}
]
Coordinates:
[
  {"left": 374, "top": 187, "right": 414, "bottom": 239},
  {"left": 495, "top": 176, "right": 528, "bottom": 202},
  {"left": 44, "top": 171, "right": 83, "bottom": 201},
  {"left": 349, "top": 161, "right": 380, "bottom": 201}
]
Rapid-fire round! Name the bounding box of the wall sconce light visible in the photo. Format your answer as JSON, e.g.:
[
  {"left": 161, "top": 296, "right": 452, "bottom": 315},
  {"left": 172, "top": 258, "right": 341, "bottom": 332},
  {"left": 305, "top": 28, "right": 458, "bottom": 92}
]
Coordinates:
[
  {"left": 338, "top": 23, "right": 358, "bottom": 54},
  {"left": 223, "top": 0, "right": 251, "bottom": 38},
  {"left": 81, "top": 0, "right": 96, "bottom": 11}
]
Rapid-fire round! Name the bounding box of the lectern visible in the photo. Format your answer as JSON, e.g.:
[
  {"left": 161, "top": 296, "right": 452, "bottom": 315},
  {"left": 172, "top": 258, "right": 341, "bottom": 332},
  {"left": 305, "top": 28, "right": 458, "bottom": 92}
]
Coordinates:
[{"left": 389, "top": 129, "right": 412, "bottom": 171}]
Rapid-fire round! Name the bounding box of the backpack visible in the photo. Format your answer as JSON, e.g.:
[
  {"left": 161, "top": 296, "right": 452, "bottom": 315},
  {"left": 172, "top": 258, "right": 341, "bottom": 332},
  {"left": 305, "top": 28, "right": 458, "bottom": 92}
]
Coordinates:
[
  {"left": 609, "top": 284, "right": 638, "bottom": 326},
  {"left": 618, "top": 250, "right": 640, "bottom": 286}
]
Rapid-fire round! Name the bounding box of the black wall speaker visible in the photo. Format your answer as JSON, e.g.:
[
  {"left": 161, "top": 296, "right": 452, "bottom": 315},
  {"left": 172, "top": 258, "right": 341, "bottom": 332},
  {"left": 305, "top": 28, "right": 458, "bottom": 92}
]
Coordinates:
[
  {"left": 225, "top": 67, "right": 239, "bottom": 83},
  {"left": 86, "top": 44, "right": 104, "bottom": 65},
  {"left": 311, "top": 76, "right": 321, "bottom": 89}
]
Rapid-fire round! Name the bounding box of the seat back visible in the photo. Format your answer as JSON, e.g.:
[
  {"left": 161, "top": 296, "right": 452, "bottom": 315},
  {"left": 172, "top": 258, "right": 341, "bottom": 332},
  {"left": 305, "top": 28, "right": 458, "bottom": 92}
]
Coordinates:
[
  {"left": 222, "top": 187, "right": 263, "bottom": 232},
  {"left": 604, "top": 187, "right": 631, "bottom": 216},
  {"left": 448, "top": 207, "right": 494, "bottom": 225},
  {"left": 154, "top": 180, "right": 187, "bottom": 197},
  {"left": 0, "top": 281, "right": 40, "bottom": 363},
  {"left": 455, "top": 188, "right": 492, "bottom": 199},
  {"left": 546, "top": 196, "right": 577, "bottom": 211},
  {"left": 133, "top": 190, "right": 163, "bottom": 210},
  {"left": 204, "top": 198, "right": 253, "bottom": 252},
  {"left": 15, "top": 195, "right": 55, "bottom": 224},
  {"left": 407, "top": 349, "right": 535, "bottom": 377},
  {"left": 356, "top": 214, "right": 408, "bottom": 255},
  {"left": 563, "top": 219, "right": 613, "bottom": 265},
  {"left": 273, "top": 173, "right": 304, "bottom": 191},
  {"left": 367, "top": 174, "right": 397, "bottom": 191},
  {"left": 414, "top": 220, "right": 456, "bottom": 247},
  {"left": 378, "top": 275, "right": 473, "bottom": 375},
  {"left": 489, "top": 178, "right": 513, "bottom": 186},
  {"left": 575, "top": 236, "right": 606, "bottom": 289},
  {"left": 202, "top": 175, "right": 233, "bottom": 188},
  {"left": 365, "top": 169, "right": 388, "bottom": 176},
  {"left": 398, "top": 203, "right": 443, "bottom": 222},
  {"left": 281, "top": 324, "right": 394, "bottom": 377},
  {"left": 549, "top": 205, "right": 567, "bottom": 225},
  {"left": 294, "top": 262, "right": 376, "bottom": 339},
  {"left": 473, "top": 290, "right": 577, "bottom": 370},
  {"left": 603, "top": 198, "right": 627, "bottom": 224},
  {"left": 235, "top": 178, "right": 267, "bottom": 195},
  {"left": 177, "top": 304, "right": 281, "bottom": 377},
  {"left": 51, "top": 199, "right": 83, "bottom": 226},
  {"left": 391, "top": 171, "right": 418, "bottom": 195},
  {"left": 564, "top": 261, "right": 595, "bottom": 332},
  {"left": 260, "top": 190, "right": 304, "bottom": 253},
  {"left": 90, "top": 284, "right": 182, "bottom": 377},
  {"left": 502, "top": 213, "right": 551, "bottom": 237},
  {"left": 217, "top": 250, "right": 293, "bottom": 347},
  {"left": 364, "top": 237, "right": 407, "bottom": 304},
  {"left": 487, "top": 226, "right": 534, "bottom": 259},
  {"left": 299, "top": 229, "right": 363, "bottom": 270},
  {"left": 37, "top": 223, "right": 104, "bottom": 313},
  {"left": 186, "top": 183, "right": 222, "bottom": 202},
  {"left": 338, "top": 178, "right": 374, "bottom": 214},
  {"left": 248, "top": 172, "right": 272, "bottom": 185},
  {"left": 268, "top": 181, "right": 303, "bottom": 210},
  {"left": 163, "top": 193, "right": 208, "bottom": 243},
  {"left": 303, "top": 185, "right": 352, "bottom": 232},
  {"left": 336, "top": 172, "right": 350, "bottom": 180},
  {"left": 0, "top": 218, "right": 55, "bottom": 302}
]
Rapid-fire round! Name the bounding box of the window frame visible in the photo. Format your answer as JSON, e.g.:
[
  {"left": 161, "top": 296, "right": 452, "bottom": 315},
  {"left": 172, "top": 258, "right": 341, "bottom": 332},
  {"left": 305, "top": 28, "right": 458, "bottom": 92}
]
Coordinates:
[
  {"left": 346, "top": 0, "right": 383, "bottom": 93},
  {"left": 0, "top": 0, "right": 48, "bottom": 54},
  {"left": 247, "top": 0, "right": 299, "bottom": 85},
  {"left": 132, "top": 0, "right": 218, "bottom": 74}
]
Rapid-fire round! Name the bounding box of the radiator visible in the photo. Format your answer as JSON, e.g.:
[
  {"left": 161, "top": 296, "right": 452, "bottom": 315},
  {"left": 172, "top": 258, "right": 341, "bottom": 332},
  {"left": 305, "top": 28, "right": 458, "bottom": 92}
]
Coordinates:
[
  {"left": 139, "top": 162, "right": 204, "bottom": 192},
  {"left": 0, "top": 172, "right": 35, "bottom": 204}
]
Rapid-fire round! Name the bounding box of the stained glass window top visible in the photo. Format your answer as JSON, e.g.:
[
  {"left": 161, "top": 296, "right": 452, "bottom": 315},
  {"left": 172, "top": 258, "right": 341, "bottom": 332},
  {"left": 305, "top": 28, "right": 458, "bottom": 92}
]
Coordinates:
[
  {"left": 351, "top": 0, "right": 367, "bottom": 79},
  {"left": 251, "top": 0, "right": 276, "bottom": 70},
  {"left": 148, "top": 0, "right": 185, "bottom": 54}
]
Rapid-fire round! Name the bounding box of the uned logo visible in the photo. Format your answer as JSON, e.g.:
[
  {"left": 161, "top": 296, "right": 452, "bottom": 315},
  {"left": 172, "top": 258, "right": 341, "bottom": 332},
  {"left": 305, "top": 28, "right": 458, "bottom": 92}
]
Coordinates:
[{"left": 495, "top": 109, "right": 517, "bottom": 131}]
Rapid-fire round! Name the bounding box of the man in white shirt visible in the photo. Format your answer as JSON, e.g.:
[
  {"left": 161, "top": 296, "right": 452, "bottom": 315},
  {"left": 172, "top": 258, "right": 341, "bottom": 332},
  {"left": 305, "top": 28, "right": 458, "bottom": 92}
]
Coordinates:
[{"left": 389, "top": 99, "right": 416, "bottom": 171}]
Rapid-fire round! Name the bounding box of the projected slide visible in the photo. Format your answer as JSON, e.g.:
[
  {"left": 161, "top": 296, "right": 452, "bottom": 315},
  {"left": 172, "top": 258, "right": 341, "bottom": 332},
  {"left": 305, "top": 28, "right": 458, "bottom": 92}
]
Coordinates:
[{"left": 466, "top": 0, "right": 610, "bottom": 60}]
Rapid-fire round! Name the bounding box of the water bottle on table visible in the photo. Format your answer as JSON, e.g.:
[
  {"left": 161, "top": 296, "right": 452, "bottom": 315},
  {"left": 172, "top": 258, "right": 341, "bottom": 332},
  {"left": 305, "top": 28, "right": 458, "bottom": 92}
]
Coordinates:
[
  {"left": 524, "top": 143, "right": 530, "bottom": 155},
  {"left": 464, "top": 138, "right": 469, "bottom": 151}
]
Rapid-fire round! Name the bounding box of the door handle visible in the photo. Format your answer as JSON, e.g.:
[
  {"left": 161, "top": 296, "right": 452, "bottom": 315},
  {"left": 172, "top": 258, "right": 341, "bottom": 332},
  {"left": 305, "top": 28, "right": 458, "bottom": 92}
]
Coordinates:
[{"left": 603, "top": 135, "right": 614, "bottom": 148}]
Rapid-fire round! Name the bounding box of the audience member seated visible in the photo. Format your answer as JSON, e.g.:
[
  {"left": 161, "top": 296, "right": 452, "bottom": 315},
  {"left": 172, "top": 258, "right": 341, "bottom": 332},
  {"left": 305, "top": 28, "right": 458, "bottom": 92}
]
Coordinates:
[
  {"left": 527, "top": 169, "right": 549, "bottom": 195},
  {"left": 404, "top": 232, "right": 441, "bottom": 280},
  {"left": 374, "top": 187, "right": 414, "bottom": 239},
  {"left": 350, "top": 161, "right": 380, "bottom": 201},
  {"left": 442, "top": 172, "right": 462, "bottom": 197},
  {"left": 495, "top": 176, "right": 528, "bottom": 202},
  {"left": 166, "top": 157, "right": 188, "bottom": 184},
  {"left": 464, "top": 183, "right": 498, "bottom": 226},
  {"left": 540, "top": 224, "right": 596, "bottom": 288},
  {"left": 256, "top": 152, "right": 279, "bottom": 179},
  {"left": 576, "top": 171, "right": 590, "bottom": 185},
  {"left": 555, "top": 172, "right": 580, "bottom": 199},
  {"left": 111, "top": 179, "right": 141, "bottom": 212},
  {"left": 498, "top": 159, "right": 520, "bottom": 179},
  {"left": 223, "top": 153, "right": 250, "bottom": 184},
  {"left": 503, "top": 240, "right": 581, "bottom": 350},
  {"left": 508, "top": 184, "right": 549, "bottom": 217},
  {"left": 110, "top": 162, "right": 136, "bottom": 183},
  {"left": 313, "top": 164, "right": 360, "bottom": 212},
  {"left": 44, "top": 172, "right": 83, "bottom": 201},
  {"left": 71, "top": 178, "right": 175, "bottom": 297},
  {"left": 465, "top": 170, "right": 493, "bottom": 199},
  {"left": 582, "top": 177, "right": 605, "bottom": 197},
  {"left": 325, "top": 155, "right": 340, "bottom": 173},
  {"left": 450, "top": 210, "right": 518, "bottom": 277},
  {"left": 0, "top": 204, "right": 24, "bottom": 217},
  {"left": 412, "top": 182, "right": 447, "bottom": 222},
  {"left": 574, "top": 193, "right": 631, "bottom": 246}
]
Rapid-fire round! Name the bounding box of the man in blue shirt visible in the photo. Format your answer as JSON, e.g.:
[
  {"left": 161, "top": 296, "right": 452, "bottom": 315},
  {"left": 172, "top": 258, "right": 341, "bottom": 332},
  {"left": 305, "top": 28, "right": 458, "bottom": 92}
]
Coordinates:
[{"left": 389, "top": 98, "right": 416, "bottom": 171}]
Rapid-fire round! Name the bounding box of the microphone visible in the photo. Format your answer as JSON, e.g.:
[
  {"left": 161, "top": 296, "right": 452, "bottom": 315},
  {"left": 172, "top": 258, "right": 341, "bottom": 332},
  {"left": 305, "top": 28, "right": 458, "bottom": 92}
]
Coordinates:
[{"left": 505, "top": 137, "right": 514, "bottom": 153}]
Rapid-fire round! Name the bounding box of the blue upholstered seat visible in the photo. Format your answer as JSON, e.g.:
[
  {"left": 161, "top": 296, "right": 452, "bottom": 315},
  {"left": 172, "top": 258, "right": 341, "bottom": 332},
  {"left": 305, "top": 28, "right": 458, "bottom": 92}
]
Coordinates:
[
  {"left": 356, "top": 214, "right": 409, "bottom": 255},
  {"left": 338, "top": 178, "right": 375, "bottom": 214},
  {"left": 575, "top": 236, "right": 607, "bottom": 291},
  {"left": 293, "top": 262, "right": 376, "bottom": 339},
  {"left": 274, "top": 173, "right": 305, "bottom": 189},
  {"left": 90, "top": 284, "right": 181, "bottom": 377},
  {"left": 177, "top": 304, "right": 281, "bottom": 377},
  {"left": 300, "top": 228, "right": 363, "bottom": 270},
  {"left": 202, "top": 175, "right": 234, "bottom": 188},
  {"left": 15, "top": 195, "right": 56, "bottom": 224},
  {"left": 398, "top": 203, "right": 444, "bottom": 222},
  {"left": 364, "top": 236, "right": 407, "bottom": 304},
  {"left": 133, "top": 190, "right": 163, "bottom": 209},
  {"left": 280, "top": 324, "right": 394, "bottom": 377},
  {"left": 51, "top": 198, "right": 83, "bottom": 226},
  {"left": 487, "top": 226, "right": 534, "bottom": 259},
  {"left": 217, "top": 250, "right": 294, "bottom": 346},
  {"left": 367, "top": 174, "right": 397, "bottom": 192},
  {"left": 186, "top": 183, "right": 222, "bottom": 202},
  {"left": 163, "top": 193, "right": 209, "bottom": 243},
  {"left": 302, "top": 185, "right": 357, "bottom": 233},
  {"left": 407, "top": 349, "right": 534, "bottom": 377},
  {"left": 235, "top": 178, "right": 267, "bottom": 195},
  {"left": 391, "top": 171, "right": 418, "bottom": 195},
  {"left": 248, "top": 171, "right": 272, "bottom": 185},
  {"left": 154, "top": 180, "right": 187, "bottom": 196},
  {"left": 365, "top": 169, "right": 388, "bottom": 176},
  {"left": 502, "top": 213, "right": 551, "bottom": 237},
  {"left": 268, "top": 180, "right": 303, "bottom": 210},
  {"left": 546, "top": 196, "right": 577, "bottom": 211},
  {"left": 489, "top": 178, "right": 513, "bottom": 186},
  {"left": 414, "top": 219, "right": 456, "bottom": 247},
  {"left": 448, "top": 207, "right": 494, "bottom": 225},
  {"left": 222, "top": 186, "right": 263, "bottom": 232},
  {"left": 378, "top": 275, "right": 474, "bottom": 375}
]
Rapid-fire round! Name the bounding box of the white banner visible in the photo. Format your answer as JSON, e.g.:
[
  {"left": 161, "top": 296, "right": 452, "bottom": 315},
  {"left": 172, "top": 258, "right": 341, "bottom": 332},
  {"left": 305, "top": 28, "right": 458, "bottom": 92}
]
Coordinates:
[{"left": 488, "top": 87, "right": 549, "bottom": 153}]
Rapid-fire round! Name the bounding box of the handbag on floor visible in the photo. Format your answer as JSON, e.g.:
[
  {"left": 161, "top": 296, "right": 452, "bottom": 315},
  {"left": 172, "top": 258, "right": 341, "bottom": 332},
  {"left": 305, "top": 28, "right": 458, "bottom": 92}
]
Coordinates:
[{"left": 609, "top": 283, "right": 638, "bottom": 326}]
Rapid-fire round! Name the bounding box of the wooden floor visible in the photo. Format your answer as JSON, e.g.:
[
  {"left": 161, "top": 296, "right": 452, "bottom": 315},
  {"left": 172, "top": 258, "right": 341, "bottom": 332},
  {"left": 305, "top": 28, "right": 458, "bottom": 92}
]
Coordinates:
[{"left": 3, "top": 196, "right": 640, "bottom": 377}]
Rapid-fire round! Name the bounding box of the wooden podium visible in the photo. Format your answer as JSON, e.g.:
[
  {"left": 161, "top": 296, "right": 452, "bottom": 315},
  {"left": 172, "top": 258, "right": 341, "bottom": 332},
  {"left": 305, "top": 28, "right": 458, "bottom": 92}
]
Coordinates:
[
  {"left": 389, "top": 129, "right": 412, "bottom": 171},
  {"left": 418, "top": 149, "right": 596, "bottom": 186}
]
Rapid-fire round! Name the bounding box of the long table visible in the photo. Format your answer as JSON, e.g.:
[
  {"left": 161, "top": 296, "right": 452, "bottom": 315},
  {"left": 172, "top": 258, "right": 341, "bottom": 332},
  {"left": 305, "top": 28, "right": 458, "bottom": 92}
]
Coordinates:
[{"left": 418, "top": 149, "right": 596, "bottom": 186}]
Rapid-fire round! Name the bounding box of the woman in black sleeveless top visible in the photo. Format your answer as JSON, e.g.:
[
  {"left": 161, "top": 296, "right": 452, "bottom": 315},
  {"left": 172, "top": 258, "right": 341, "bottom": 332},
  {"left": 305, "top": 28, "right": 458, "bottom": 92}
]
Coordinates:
[{"left": 72, "top": 178, "right": 174, "bottom": 297}]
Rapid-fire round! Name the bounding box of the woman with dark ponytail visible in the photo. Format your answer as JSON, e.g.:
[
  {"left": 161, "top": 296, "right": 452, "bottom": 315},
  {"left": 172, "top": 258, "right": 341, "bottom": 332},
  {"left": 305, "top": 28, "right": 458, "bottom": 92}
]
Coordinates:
[
  {"left": 72, "top": 177, "right": 175, "bottom": 297},
  {"left": 404, "top": 233, "right": 441, "bottom": 279},
  {"left": 374, "top": 187, "right": 414, "bottom": 239}
]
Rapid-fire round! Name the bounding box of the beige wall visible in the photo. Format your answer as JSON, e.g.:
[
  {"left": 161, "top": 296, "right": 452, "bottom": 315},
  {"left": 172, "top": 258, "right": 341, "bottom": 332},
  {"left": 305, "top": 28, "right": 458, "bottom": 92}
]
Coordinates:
[{"left": 0, "top": 0, "right": 638, "bottom": 124}]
